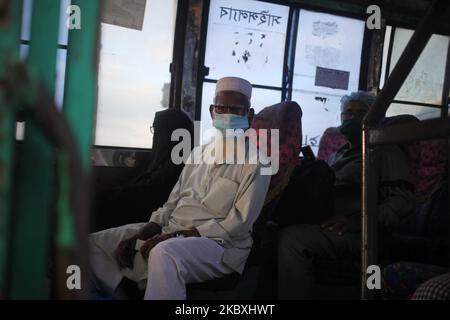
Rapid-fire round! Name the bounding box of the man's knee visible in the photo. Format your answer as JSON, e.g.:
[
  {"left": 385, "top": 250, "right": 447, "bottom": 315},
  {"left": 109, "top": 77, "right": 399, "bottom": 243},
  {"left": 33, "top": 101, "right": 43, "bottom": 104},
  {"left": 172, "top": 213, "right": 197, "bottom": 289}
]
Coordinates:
[{"left": 148, "top": 239, "right": 182, "bottom": 265}]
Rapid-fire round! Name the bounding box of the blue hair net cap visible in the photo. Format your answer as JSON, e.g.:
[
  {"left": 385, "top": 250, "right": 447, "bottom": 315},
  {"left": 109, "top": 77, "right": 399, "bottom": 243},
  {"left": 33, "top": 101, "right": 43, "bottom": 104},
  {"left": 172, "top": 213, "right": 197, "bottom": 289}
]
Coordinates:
[{"left": 340, "top": 91, "right": 376, "bottom": 111}]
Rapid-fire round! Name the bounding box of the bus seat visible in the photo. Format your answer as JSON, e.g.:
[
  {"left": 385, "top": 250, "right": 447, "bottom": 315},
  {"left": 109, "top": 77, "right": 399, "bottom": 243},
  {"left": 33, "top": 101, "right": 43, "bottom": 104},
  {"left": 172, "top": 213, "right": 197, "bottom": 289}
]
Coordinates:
[
  {"left": 314, "top": 116, "right": 449, "bottom": 296},
  {"left": 317, "top": 127, "right": 347, "bottom": 161},
  {"left": 317, "top": 116, "right": 448, "bottom": 200},
  {"left": 377, "top": 115, "right": 447, "bottom": 200},
  {"left": 406, "top": 138, "right": 447, "bottom": 200}
]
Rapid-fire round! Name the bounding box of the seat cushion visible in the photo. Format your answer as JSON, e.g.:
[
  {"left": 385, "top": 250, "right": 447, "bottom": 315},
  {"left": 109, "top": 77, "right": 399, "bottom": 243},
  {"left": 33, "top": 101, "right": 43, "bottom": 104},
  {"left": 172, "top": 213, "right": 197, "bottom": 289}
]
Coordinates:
[
  {"left": 317, "top": 127, "right": 347, "bottom": 161},
  {"left": 317, "top": 123, "right": 447, "bottom": 199},
  {"left": 409, "top": 138, "right": 447, "bottom": 199}
]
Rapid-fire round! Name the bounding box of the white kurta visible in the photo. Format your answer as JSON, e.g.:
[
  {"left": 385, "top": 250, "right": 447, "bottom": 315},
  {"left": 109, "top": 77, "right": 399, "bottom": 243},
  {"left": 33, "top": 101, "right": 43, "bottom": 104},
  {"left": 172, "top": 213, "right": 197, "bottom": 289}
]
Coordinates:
[{"left": 89, "top": 140, "right": 271, "bottom": 297}]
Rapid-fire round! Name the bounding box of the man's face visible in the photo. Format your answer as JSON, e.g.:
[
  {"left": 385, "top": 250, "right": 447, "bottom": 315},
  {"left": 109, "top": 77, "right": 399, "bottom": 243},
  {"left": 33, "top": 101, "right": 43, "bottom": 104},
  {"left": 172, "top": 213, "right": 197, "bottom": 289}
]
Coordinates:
[
  {"left": 209, "top": 91, "right": 254, "bottom": 126},
  {"left": 340, "top": 101, "right": 368, "bottom": 124}
]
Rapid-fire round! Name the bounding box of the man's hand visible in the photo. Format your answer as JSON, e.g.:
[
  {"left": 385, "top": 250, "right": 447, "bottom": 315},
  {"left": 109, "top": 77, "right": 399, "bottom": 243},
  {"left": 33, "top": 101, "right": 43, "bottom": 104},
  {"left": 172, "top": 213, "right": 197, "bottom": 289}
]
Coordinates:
[
  {"left": 136, "top": 222, "right": 162, "bottom": 240},
  {"left": 321, "top": 214, "right": 361, "bottom": 236},
  {"left": 139, "top": 233, "right": 174, "bottom": 260},
  {"left": 113, "top": 222, "right": 162, "bottom": 270},
  {"left": 177, "top": 229, "right": 201, "bottom": 238},
  {"left": 114, "top": 235, "right": 139, "bottom": 270}
]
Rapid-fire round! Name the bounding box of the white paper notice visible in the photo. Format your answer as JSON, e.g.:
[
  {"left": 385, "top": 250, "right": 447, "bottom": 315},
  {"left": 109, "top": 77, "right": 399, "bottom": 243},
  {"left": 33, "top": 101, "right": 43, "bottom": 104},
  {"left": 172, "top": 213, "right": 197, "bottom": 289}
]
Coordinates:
[{"left": 205, "top": 0, "right": 289, "bottom": 87}]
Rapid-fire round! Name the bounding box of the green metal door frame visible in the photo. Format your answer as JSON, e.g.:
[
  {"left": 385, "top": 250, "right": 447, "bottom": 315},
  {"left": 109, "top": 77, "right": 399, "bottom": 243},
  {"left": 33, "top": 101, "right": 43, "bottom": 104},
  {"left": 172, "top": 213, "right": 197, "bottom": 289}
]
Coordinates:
[
  {"left": 9, "top": 0, "right": 61, "bottom": 299},
  {"left": 0, "top": 0, "right": 23, "bottom": 298}
]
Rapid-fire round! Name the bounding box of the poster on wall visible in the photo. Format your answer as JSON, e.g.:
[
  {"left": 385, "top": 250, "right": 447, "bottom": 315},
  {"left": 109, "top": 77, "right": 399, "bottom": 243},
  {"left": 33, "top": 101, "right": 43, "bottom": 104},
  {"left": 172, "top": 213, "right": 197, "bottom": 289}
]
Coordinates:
[
  {"left": 315, "top": 66, "right": 350, "bottom": 90},
  {"left": 205, "top": 0, "right": 289, "bottom": 87}
]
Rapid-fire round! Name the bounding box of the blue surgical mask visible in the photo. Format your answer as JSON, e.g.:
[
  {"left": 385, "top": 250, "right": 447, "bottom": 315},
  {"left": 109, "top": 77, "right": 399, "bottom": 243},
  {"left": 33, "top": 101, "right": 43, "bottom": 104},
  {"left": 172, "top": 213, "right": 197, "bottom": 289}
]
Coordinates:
[{"left": 213, "top": 112, "right": 249, "bottom": 135}]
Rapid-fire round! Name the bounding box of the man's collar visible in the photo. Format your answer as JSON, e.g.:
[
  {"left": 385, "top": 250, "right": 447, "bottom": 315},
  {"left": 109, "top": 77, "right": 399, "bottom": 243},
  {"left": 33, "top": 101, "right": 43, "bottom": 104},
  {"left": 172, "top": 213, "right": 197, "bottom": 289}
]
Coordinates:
[
  {"left": 203, "top": 141, "right": 224, "bottom": 165},
  {"left": 203, "top": 138, "right": 249, "bottom": 165}
]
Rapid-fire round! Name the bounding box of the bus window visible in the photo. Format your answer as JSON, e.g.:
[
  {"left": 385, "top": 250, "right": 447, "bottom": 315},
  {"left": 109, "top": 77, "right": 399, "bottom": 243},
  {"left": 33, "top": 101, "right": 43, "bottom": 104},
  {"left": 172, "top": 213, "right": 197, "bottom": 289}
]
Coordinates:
[
  {"left": 292, "top": 10, "right": 365, "bottom": 154},
  {"left": 382, "top": 27, "right": 450, "bottom": 120},
  {"left": 200, "top": 0, "right": 289, "bottom": 144},
  {"left": 94, "top": 0, "right": 178, "bottom": 149}
]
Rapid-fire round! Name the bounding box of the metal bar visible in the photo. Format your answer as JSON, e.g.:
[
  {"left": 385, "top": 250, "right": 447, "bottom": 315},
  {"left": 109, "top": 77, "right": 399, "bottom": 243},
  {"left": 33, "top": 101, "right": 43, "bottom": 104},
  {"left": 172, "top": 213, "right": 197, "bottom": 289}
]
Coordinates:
[
  {"left": 57, "top": 0, "right": 100, "bottom": 299},
  {"left": 368, "top": 118, "right": 450, "bottom": 146},
  {"left": 0, "top": 0, "right": 23, "bottom": 298},
  {"left": 21, "top": 39, "right": 68, "bottom": 50},
  {"left": 365, "top": 20, "right": 386, "bottom": 93},
  {"left": 169, "top": 0, "right": 189, "bottom": 110},
  {"left": 194, "top": 0, "right": 210, "bottom": 123},
  {"left": 281, "top": 8, "right": 294, "bottom": 101},
  {"left": 361, "top": 126, "right": 378, "bottom": 300},
  {"left": 441, "top": 41, "right": 450, "bottom": 118},
  {"left": 63, "top": 0, "right": 99, "bottom": 172},
  {"left": 443, "top": 39, "right": 450, "bottom": 269},
  {"left": 204, "top": 78, "right": 282, "bottom": 92},
  {"left": 391, "top": 99, "right": 442, "bottom": 109},
  {"left": 9, "top": 0, "right": 60, "bottom": 299},
  {"left": 94, "top": 145, "right": 150, "bottom": 152},
  {"left": 287, "top": 8, "right": 299, "bottom": 101},
  {"left": 443, "top": 44, "right": 450, "bottom": 270},
  {"left": 359, "top": 27, "right": 373, "bottom": 91},
  {"left": 384, "top": 26, "right": 396, "bottom": 86},
  {"left": 448, "top": 136, "right": 450, "bottom": 268},
  {"left": 365, "top": 0, "right": 450, "bottom": 126}
]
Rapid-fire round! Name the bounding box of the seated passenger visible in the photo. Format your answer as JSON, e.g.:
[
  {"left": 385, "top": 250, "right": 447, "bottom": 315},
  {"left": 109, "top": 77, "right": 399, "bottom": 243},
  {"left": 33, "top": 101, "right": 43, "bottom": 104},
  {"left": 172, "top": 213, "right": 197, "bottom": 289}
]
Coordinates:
[
  {"left": 92, "top": 109, "right": 194, "bottom": 231},
  {"left": 88, "top": 77, "right": 271, "bottom": 300},
  {"left": 277, "top": 91, "right": 415, "bottom": 299}
]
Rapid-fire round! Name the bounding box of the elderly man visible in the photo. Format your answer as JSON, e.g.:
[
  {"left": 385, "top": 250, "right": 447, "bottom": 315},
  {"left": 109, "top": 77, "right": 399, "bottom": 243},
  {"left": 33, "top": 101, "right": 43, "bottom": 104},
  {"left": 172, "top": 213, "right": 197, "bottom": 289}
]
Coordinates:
[
  {"left": 89, "top": 77, "right": 271, "bottom": 300},
  {"left": 277, "top": 91, "right": 415, "bottom": 299}
]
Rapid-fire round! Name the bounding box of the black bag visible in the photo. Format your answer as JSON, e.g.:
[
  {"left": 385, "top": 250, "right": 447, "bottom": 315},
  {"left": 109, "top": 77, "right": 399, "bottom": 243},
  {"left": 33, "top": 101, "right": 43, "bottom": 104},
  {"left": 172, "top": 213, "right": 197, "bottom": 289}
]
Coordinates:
[{"left": 272, "top": 159, "right": 336, "bottom": 228}]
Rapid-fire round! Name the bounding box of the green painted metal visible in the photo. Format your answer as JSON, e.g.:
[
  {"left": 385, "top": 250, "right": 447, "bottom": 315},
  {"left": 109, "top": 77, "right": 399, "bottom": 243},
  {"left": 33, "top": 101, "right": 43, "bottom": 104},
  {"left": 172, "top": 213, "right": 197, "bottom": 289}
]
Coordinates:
[
  {"left": 57, "top": 0, "right": 100, "bottom": 249},
  {"left": 63, "top": 0, "right": 99, "bottom": 172},
  {"left": 10, "top": 0, "right": 61, "bottom": 299},
  {"left": 0, "top": 0, "right": 23, "bottom": 297}
]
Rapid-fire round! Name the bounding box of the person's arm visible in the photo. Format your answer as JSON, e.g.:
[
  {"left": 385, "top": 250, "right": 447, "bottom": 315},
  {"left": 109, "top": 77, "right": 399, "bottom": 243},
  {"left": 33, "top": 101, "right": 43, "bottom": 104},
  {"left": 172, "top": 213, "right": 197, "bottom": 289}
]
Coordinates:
[
  {"left": 323, "top": 145, "right": 415, "bottom": 235},
  {"left": 147, "top": 163, "right": 188, "bottom": 227},
  {"left": 196, "top": 165, "right": 271, "bottom": 244},
  {"left": 114, "top": 163, "right": 190, "bottom": 269}
]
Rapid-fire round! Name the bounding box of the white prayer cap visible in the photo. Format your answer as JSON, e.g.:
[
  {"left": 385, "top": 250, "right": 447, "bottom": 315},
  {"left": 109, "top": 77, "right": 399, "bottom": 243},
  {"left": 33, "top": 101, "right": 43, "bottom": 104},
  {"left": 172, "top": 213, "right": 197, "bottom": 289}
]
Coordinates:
[{"left": 215, "top": 77, "right": 252, "bottom": 100}]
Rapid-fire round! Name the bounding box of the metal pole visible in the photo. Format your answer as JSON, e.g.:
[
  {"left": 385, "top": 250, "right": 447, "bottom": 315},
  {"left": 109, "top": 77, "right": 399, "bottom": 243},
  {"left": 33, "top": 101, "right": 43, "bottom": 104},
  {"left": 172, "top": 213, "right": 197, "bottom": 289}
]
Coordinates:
[
  {"left": 0, "top": 0, "right": 23, "bottom": 298},
  {"left": 361, "top": 0, "right": 449, "bottom": 300},
  {"left": 9, "top": 0, "right": 61, "bottom": 299},
  {"left": 169, "top": 0, "right": 189, "bottom": 110},
  {"left": 58, "top": 0, "right": 100, "bottom": 299},
  {"left": 441, "top": 41, "right": 450, "bottom": 119},
  {"left": 361, "top": 125, "right": 379, "bottom": 300}
]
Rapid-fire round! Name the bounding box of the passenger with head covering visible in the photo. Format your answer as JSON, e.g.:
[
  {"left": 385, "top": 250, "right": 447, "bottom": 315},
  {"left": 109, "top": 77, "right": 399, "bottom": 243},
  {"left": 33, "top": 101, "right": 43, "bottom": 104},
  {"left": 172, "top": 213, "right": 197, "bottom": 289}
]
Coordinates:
[
  {"left": 277, "top": 91, "right": 416, "bottom": 299},
  {"left": 92, "top": 109, "right": 194, "bottom": 231},
  {"left": 88, "top": 77, "right": 272, "bottom": 300}
]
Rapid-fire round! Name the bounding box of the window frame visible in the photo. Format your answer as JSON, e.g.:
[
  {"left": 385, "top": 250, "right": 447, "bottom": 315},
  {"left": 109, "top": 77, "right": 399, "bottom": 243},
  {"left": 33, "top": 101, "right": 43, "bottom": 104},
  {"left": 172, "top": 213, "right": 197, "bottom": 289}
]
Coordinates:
[
  {"left": 381, "top": 25, "right": 450, "bottom": 118},
  {"left": 195, "top": 0, "right": 371, "bottom": 123}
]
